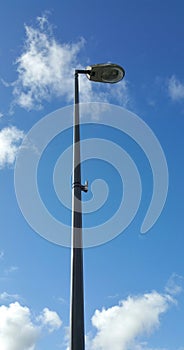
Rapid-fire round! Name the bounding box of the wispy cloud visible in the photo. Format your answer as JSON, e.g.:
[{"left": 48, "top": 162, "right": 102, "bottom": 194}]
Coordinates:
[
  {"left": 107, "top": 293, "right": 119, "bottom": 300},
  {"left": 165, "top": 273, "right": 184, "bottom": 296},
  {"left": 11, "top": 15, "right": 85, "bottom": 110},
  {"left": 0, "top": 301, "right": 62, "bottom": 349},
  {"left": 0, "top": 251, "right": 4, "bottom": 260},
  {"left": 0, "top": 291, "right": 21, "bottom": 302},
  {"left": 4, "top": 265, "right": 19, "bottom": 275},
  {"left": 57, "top": 296, "right": 66, "bottom": 304},
  {"left": 168, "top": 75, "right": 184, "bottom": 101},
  {"left": 9, "top": 15, "right": 129, "bottom": 111},
  {"left": 106, "top": 79, "right": 130, "bottom": 106},
  {"left": 0, "top": 126, "right": 24, "bottom": 169}
]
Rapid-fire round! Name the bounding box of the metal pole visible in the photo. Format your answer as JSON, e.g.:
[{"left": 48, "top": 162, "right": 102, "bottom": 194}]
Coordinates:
[{"left": 70, "top": 70, "right": 85, "bottom": 350}]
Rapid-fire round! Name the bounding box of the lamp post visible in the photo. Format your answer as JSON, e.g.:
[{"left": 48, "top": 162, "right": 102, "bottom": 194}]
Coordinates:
[{"left": 70, "top": 63, "right": 125, "bottom": 350}]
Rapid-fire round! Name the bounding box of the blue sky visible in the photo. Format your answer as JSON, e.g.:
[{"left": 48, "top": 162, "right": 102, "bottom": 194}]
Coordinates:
[{"left": 0, "top": 0, "right": 184, "bottom": 349}]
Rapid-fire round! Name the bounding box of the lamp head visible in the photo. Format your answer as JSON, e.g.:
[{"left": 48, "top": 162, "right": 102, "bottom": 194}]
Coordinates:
[{"left": 86, "top": 63, "right": 125, "bottom": 83}]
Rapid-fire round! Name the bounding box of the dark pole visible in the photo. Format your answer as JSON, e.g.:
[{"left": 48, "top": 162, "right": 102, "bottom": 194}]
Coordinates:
[
  {"left": 69, "top": 64, "right": 124, "bottom": 350},
  {"left": 70, "top": 70, "right": 88, "bottom": 350}
]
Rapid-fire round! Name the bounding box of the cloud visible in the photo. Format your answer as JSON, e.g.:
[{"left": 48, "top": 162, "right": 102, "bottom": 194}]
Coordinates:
[
  {"left": 0, "top": 292, "right": 21, "bottom": 302},
  {"left": 165, "top": 273, "right": 184, "bottom": 296},
  {"left": 11, "top": 15, "right": 129, "bottom": 111},
  {"left": 87, "top": 291, "right": 174, "bottom": 350},
  {"left": 12, "top": 15, "right": 85, "bottom": 110},
  {"left": 0, "top": 302, "right": 40, "bottom": 350},
  {"left": 0, "top": 126, "right": 24, "bottom": 169},
  {"left": 38, "top": 307, "right": 62, "bottom": 333},
  {"left": 4, "top": 266, "right": 19, "bottom": 275},
  {"left": 168, "top": 75, "right": 184, "bottom": 101},
  {"left": 0, "top": 251, "right": 4, "bottom": 260},
  {"left": 106, "top": 79, "right": 130, "bottom": 107},
  {"left": 0, "top": 301, "right": 62, "bottom": 350},
  {"left": 57, "top": 296, "right": 66, "bottom": 304}
]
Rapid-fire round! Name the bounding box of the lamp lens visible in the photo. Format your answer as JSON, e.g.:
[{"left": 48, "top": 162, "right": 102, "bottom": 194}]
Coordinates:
[{"left": 102, "top": 68, "right": 122, "bottom": 82}]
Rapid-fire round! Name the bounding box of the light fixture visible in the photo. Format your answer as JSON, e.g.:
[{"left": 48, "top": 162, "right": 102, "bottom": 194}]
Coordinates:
[{"left": 86, "top": 63, "right": 125, "bottom": 83}]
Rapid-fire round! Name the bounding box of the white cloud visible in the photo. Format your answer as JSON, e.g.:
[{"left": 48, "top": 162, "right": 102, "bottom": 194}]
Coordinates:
[
  {"left": 12, "top": 15, "right": 85, "bottom": 110},
  {"left": 0, "top": 301, "right": 62, "bottom": 350},
  {"left": 168, "top": 75, "right": 184, "bottom": 101},
  {"left": 87, "top": 291, "right": 174, "bottom": 350},
  {"left": 38, "top": 307, "right": 62, "bottom": 333},
  {"left": 0, "top": 302, "right": 40, "bottom": 350},
  {"left": 0, "top": 126, "right": 24, "bottom": 169},
  {"left": 11, "top": 15, "right": 129, "bottom": 111}
]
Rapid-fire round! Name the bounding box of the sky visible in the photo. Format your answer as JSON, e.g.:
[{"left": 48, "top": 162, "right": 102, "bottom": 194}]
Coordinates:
[{"left": 0, "top": 0, "right": 184, "bottom": 349}]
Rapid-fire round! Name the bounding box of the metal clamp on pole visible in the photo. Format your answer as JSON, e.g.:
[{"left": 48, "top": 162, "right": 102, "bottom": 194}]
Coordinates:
[
  {"left": 80, "top": 180, "right": 88, "bottom": 193},
  {"left": 72, "top": 181, "right": 88, "bottom": 193}
]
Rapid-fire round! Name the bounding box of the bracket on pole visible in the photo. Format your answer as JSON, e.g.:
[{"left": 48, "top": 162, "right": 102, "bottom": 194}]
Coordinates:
[{"left": 72, "top": 181, "right": 88, "bottom": 193}]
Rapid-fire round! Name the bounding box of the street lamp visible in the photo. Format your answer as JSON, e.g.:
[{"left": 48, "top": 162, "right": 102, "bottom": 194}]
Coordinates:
[{"left": 70, "top": 63, "right": 125, "bottom": 350}]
